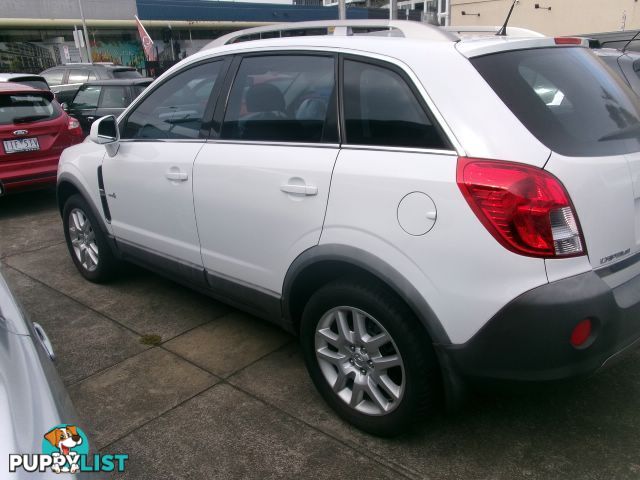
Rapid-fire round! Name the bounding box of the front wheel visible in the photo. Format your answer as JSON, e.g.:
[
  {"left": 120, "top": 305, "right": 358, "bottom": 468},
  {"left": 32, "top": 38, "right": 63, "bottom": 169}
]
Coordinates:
[
  {"left": 300, "top": 278, "right": 441, "bottom": 437},
  {"left": 63, "top": 194, "right": 120, "bottom": 283}
]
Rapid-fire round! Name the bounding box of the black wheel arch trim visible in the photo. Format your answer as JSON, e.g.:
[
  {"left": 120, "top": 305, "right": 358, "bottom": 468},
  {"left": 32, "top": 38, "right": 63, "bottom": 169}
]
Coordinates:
[
  {"left": 282, "top": 244, "right": 451, "bottom": 346},
  {"left": 56, "top": 173, "right": 116, "bottom": 252}
]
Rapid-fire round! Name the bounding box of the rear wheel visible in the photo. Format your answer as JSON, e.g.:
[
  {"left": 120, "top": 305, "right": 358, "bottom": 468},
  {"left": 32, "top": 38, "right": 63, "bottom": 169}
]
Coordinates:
[
  {"left": 300, "top": 278, "right": 441, "bottom": 436},
  {"left": 63, "top": 194, "right": 120, "bottom": 283}
]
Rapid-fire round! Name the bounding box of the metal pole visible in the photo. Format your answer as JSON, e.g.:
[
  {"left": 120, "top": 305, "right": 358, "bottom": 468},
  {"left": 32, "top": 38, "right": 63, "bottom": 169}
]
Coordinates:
[
  {"left": 77, "top": 0, "right": 92, "bottom": 62},
  {"left": 389, "top": 0, "right": 397, "bottom": 20},
  {"left": 338, "top": 0, "right": 346, "bottom": 20}
]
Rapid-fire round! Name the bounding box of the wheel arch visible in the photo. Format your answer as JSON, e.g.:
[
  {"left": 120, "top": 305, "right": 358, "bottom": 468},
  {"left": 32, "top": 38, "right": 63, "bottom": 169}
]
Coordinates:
[
  {"left": 282, "top": 244, "right": 451, "bottom": 346},
  {"left": 56, "top": 174, "right": 111, "bottom": 241}
]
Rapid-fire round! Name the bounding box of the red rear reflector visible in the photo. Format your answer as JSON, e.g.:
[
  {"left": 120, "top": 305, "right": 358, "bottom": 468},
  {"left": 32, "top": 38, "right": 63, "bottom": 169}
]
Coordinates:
[
  {"left": 555, "top": 37, "right": 583, "bottom": 45},
  {"left": 457, "top": 157, "right": 585, "bottom": 258},
  {"left": 570, "top": 319, "right": 592, "bottom": 347}
]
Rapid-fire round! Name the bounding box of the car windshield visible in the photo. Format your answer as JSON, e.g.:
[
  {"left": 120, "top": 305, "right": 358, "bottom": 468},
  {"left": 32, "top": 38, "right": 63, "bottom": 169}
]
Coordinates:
[
  {"left": 0, "top": 93, "right": 59, "bottom": 125},
  {"left": 112, "top": 69, "right": 142, "bottom": 79},
  {"left": 472, "top": 47, "right": 640, "bottom": 157}
]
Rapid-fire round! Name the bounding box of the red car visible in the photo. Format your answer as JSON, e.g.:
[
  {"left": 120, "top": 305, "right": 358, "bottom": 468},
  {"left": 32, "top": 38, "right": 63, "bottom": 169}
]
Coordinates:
[{"left": 0, "top": 82, "right": 82, "bottom": 195}]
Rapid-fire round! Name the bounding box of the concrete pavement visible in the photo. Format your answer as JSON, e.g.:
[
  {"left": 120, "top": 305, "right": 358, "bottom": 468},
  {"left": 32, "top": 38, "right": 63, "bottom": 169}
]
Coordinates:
[{"left": 2, "top": 189, "right": 640, "bottom": 479}]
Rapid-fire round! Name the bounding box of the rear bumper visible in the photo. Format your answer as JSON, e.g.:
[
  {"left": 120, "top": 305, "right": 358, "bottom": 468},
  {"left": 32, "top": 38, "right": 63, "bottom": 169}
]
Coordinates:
[
  {"left": 0, "top": 155, "right": 61, "bottom": 195},
  {"left": 441, "top": 268, "right": 640, "bottom": 382}
]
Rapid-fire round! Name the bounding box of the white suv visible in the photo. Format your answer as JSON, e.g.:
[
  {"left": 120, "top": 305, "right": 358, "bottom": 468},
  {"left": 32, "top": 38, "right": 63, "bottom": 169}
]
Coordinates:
[{"left": 56, "top": 21, "right": 640, "bottom": 436}]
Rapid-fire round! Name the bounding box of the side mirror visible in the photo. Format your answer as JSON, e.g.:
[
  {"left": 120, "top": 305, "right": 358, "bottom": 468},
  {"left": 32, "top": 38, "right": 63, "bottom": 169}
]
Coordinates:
[
  {"left": 89, "top": 115, "right": 120, "bottom": 156},
  {"left": 61, "top": 102, "right": 69, "bottom": 112}
]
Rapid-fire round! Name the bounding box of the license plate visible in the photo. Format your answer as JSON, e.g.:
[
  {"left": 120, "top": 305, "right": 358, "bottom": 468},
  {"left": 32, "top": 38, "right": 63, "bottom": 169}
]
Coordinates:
[{"left": 3, "top": 137, "right": 40, "bottom": 154}]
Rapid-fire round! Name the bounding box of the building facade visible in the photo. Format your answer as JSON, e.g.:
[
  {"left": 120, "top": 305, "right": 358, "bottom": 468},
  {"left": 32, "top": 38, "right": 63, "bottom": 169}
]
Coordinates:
[
  {"left": 450, "top": 0, "right": 640, "bottom": 36},
  {"left": 0, "top": 0, "right": 424, "bottom": 74}
]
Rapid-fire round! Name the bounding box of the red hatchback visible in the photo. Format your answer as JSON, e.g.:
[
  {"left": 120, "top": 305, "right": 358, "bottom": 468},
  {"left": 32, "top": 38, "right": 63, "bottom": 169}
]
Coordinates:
[{"left": 0, "top": 82, "right": 82, "bottom": 195}]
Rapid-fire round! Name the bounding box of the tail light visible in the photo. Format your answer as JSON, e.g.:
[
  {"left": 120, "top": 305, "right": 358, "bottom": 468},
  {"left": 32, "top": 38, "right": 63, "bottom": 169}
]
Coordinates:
[
  {"left": 457, "top": 157, "right": 585, "bottom": 258},
  {"left": 67, "top": 117, "right": 83, "bottom": 136},
  {"left": 555, "top": 37, "right": 583, "bottom": 45}
]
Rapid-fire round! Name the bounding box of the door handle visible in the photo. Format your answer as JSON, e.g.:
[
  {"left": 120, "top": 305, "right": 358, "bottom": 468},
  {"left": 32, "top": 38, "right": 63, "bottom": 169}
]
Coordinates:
[
  {"left": 280, "top": 183, "right": 318, "bottom": 196},
  {"left": 165, "top": 170, "right": 188, "bottom": 182}
]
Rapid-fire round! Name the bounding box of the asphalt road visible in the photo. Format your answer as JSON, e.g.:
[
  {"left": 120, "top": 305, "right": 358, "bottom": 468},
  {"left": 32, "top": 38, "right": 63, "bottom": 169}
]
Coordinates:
[{"left": 2, "top": 189, "right": 640, "bottom": 479}]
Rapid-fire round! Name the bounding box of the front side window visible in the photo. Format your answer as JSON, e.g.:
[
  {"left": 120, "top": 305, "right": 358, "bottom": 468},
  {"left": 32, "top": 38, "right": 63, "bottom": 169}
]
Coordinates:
[
  {"left": 121, "top": 61, "right": 222, "bottom": 140},
  {"left": 100, "top": 86, "right": 128, "bottom": 108},
  {"left": 343, "top": 60, "right": 449, "bottom": 149},
  {"left": 71, "top": 86, "right": 101, "bottom": 109},
  {"left": 221, "top": 55, "right": 336, "bottom": 143}
]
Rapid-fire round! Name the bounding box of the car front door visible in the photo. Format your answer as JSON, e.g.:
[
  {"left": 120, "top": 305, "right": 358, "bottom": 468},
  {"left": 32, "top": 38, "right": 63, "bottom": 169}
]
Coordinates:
[
  {"left": 193, "top": 53, "right": 339, "bottom": 310},
  {"left": 101, "top": 59, "right": 227, "bottom": 280},
  {"left": 68, "top": 85, "right": 100, "bottom": 134}
]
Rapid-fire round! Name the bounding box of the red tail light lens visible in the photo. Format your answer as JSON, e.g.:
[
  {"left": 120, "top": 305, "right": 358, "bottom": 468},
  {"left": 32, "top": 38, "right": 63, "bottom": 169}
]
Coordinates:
[
  {"left": 67, "top": 117, "right": 83, "bottom": 136},
  {"left": 457, "top": 157, "right": 585, "bottom": 258}
]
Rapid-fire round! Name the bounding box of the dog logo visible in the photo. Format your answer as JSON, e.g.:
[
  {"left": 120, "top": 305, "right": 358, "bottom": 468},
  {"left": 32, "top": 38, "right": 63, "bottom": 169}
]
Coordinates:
[
  {"left": 8, "top": 423, "right": 127, "bottom": 474},
  {"left": 43, "top": 425, "right": 87, "bottom": 473}
]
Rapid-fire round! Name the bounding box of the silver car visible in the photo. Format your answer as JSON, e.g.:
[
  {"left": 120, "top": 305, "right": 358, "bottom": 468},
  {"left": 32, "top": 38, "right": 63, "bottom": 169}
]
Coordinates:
[{"left": 0, "top": 269, "right": 92, "bottom": 479}]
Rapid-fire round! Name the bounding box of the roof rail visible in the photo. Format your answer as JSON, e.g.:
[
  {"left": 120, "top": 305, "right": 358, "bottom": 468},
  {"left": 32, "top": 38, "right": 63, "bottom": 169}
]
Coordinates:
[
  {"left": 205, "top": 20, "right": 456, "bottom": 49},
  {"left": 443, "top": 26, "right": 545, "bottom": 38}
]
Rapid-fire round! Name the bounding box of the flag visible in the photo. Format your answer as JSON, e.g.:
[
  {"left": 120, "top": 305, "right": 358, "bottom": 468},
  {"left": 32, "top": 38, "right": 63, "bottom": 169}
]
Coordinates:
[{"left": 135, "top": 15, "right": 157, "bottom": 61}]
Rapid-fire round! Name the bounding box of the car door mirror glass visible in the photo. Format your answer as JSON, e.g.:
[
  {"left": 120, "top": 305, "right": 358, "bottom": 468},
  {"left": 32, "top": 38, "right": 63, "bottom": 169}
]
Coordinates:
[
  {"left": 89, "top": 115, "right": 119, "bottom": 144},
  {"left": 61, "top": 102, "right": 69, "bottom": 112}
]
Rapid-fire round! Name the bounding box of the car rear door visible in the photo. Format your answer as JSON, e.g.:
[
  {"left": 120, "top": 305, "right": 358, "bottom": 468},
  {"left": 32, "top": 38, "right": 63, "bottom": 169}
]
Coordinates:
[
  {"left": 101, "top": 59, "right": 228, "bottom": 280},
  {"left": 192, "top": 53, "right": 339, "bottom": 304}
]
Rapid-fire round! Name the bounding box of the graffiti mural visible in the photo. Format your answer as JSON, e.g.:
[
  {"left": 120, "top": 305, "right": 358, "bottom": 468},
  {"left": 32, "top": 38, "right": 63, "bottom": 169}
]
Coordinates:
[{"left": 91, "top": 41, "right": 145, "bottom": 68}]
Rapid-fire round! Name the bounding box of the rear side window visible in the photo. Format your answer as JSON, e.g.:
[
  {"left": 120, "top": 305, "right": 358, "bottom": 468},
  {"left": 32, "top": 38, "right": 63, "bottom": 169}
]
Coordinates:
[
  {"left": 343, "top": 59, "right": 449, "bottom": 149},
  {"left": 72, "top": 86, "right": 101, "bottom": 108},
  {"left": 122, "top": 61, "right": 222, "bottom": 140},
  {"left": 42, "top": 70, "right": 63, "bottom": 86},
  {"left": 101, "top": 86, "right": 128, "bottom": 108},
  {"left": 112, "top": 69, "right": 141, "bottom": 79},
  {"left": 68, "top": 69, "right": 90, "bottom": 84},
  {"left": 0, "top": 93, "right": 60, "bottom": 125},
  {"left": 221, "top": 55, "right": 336, "bottom": 143},
  {"left": 472, "top": 47, "right": 640, "bottom": 157}
]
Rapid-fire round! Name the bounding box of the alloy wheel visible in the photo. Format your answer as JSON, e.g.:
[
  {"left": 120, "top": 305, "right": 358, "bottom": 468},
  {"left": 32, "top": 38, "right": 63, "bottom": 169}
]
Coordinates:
[
  {"left": 315, "top": 306, "right": 405, "bottom": 416},
  {"left": 68, "top": 208, "right": 99, "bottom": 272}
]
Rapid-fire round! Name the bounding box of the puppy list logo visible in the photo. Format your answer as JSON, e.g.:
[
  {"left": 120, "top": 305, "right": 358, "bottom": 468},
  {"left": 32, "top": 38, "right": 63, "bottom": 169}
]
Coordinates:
[{"left": 8, "top": 424, "right": 128, "bottom": 474}]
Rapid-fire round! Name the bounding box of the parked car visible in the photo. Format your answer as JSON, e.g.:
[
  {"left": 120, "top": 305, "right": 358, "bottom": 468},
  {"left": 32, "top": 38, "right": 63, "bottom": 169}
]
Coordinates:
[
  {"left": 56, "top": 20, "right": 640, "bottom": 436},
  {"left": 0, "top": 73, "right": 50, "bottom": 91},
  {"left": 592, "top": 47, "right": 640, "bottom": 96},
  {"left": 65, "top": 78, "right": 153, "bottom": 135},
  {"left": 0, "top": 82, "right": 83, "bottom": 195},
  {"left": 0, "top": 268, "right": 91, "bottom": 479},
  {"left": 40, "top": 63, "right": 142, "bottom": 105}
]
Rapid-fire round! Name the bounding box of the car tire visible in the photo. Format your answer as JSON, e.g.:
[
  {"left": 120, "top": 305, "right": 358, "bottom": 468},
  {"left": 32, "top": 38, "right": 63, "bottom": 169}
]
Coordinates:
[
  {"left": 63, "top": 194, "right": 120, "bottom": 283},
  {"left": 300, "top": 277, "right": 441, "bottom": 437}
]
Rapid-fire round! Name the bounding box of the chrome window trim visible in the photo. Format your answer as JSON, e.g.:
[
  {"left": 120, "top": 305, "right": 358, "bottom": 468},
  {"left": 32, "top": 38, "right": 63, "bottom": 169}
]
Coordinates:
[
  {"left": 118, "top": 138, "right": 206, "bottom": 144},
  {"left": 204, "top": 139, "right": 457, "bottom": 155},
  {"left": 205, "top": 139, "right": 339, "bottom": 149},
  {"left": 341, "top": 144, "right": 458, "bottom": 156}
]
